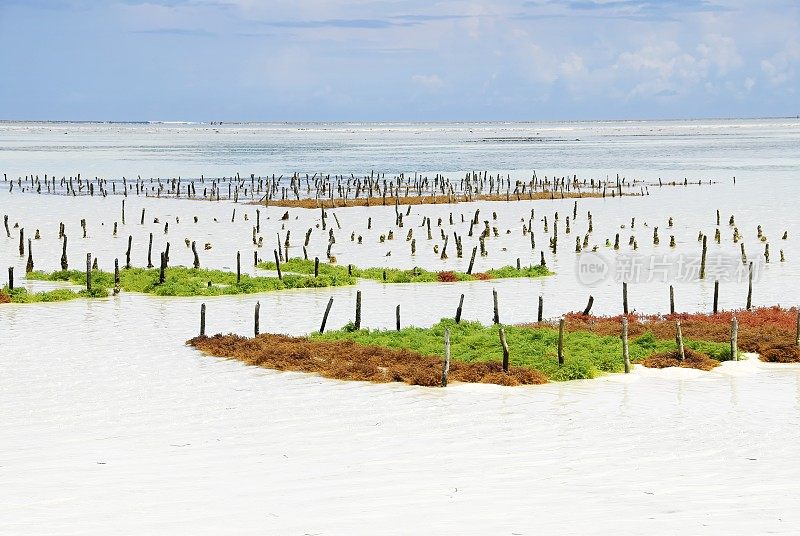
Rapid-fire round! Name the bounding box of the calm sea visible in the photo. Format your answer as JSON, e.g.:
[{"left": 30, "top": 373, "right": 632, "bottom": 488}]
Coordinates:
[{"left": 1, "top": 118, "right": 798, "bottom": 180}]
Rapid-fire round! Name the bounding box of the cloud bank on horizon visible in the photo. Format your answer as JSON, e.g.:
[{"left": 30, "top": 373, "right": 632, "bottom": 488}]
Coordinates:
[{"left": 0, "top": 0, "right": 797, "bottom": 121}]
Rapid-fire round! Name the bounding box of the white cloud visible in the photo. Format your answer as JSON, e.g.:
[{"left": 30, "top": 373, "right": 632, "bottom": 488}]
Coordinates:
[
  {"left": 411, "top": 74, "right": 444, "bottom": 89},
  {"left": 559, "top": 52, "right": 586, "bottom": 78},
  {"left": 760, "top": 40, "right": 800, "bottom": 86},
  {"left": 696, "top": 34, "right": 743, "bottom": 75}
]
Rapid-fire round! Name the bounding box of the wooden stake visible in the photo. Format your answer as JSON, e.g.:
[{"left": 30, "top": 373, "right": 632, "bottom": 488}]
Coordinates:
[
  {"left": 147, "top": 233, "right": 154, "bottom": 268},
  {"left": 159, "top": 252, "right": 166, "bottom": 284},
  {"left": 700, "top": 235, "right": 707, "bottom": 279},
  {"left": 730, "top": 315, "right": 738, "bottom": 361},
  {"left": 622, "top": 282, "right": 629, "bottom": 315},
  {"left": 25, "top": 239, "right": 33, "bottom": 273},
  {"left": 441, "top": 328, "right": 451, "bottom": 387},
  {"left": 538, "top": 295, "right": 543, "bottom": 322},
  {"left": 86, "top": 253, "right": 92, "bottom": 291},
  {"left": 56, "top": 234, "right": 67, "bottom": 270},
  {"left": 455, "top": 294, "right": 465, "bottom": 324},
  {"left": 622, "top": 317, "right": 630, "bottom": 373},
  {"left": 499, "top": 327, "right": 510, "bottom": 372},
  {"left": 354, "top": 290, "right": 361, "bottom": 329},
  {"left": 492, "top": 288, "right": 500, "bottom": 324},
  {"left": 669, "top": 285, "right": 675, "bottom": 315},
  {"left": 200, "top": 303, "right": 206, "bottom": 337},
  {"left": 192, "top": 241, "right": 200, "bottom": 269},
  {"left": 557, "top": 318, "right": 565, "bottom": 366},
  {"left": 467, "top": 245, "right": 477, "bottom": 275},
  {"left": 254, "top": 301, "right": 260, "bottom": 336},
  {"left": 713, "top": 280, "right": 719, "bottom": 314},
  {"left": 274, "top": 250, "right": 282, "bottom": 280},
  {"left": 396, "top": 304, "right": 401, "bottom": 331},
  {"left": 676, "top": 320, "right": 685, "bottom": 361},
  {"left": 582, "top": 295, "right": 594, "bottom": 316},
  {"left": 114, "top": 258, "right": 120, "bottom": 294},
  {"left": 746, "top": 262, "right": 753, "bottom": 310},
  {"left": 319, "top": 296, "right": 334, "bottom": 333}
]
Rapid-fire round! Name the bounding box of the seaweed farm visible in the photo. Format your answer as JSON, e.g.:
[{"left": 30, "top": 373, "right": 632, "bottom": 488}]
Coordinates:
[{"left": 3, "top": 118, "right": 800, "bottom": 534}]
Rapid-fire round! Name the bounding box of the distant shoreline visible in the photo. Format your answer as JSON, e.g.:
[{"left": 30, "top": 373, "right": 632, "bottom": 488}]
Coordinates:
[{"left": 0, "top": 116, "right": 797, "bottom": 126}]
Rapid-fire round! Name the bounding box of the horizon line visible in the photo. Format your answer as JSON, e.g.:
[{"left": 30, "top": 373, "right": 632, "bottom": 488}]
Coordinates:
[{"left": 0, "top": 115, "right": 798, "bottom": 125}]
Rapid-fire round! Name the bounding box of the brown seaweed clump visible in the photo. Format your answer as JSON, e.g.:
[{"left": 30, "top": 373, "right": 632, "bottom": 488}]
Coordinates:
[
  {"left": 0, "top": 291, "right": 10, "bottom": 304},
  {"left": 760, "top": 345, "right": 800, "bottom": 363},
  {"left": 641, "top": 348, "right": 720, "bottom": 371},
  {"left": 529, "top": 307, "right": 798, "bottom": 356},
  {"left": 250, "top": 191, "right": 609, "bottom": 209},
  {"left": 187, "top": 333, "right": 547, "bottom": 387}
]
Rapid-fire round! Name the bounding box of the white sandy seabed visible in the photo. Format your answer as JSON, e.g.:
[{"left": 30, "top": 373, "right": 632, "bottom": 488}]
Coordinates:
[{"left": 3, "top": 178, "right": 800, "bottom": 534}]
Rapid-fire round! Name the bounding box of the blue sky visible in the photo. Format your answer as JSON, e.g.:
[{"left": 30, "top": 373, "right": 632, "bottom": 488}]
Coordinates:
[{"left": 0, "top": 0, "right": 798, "bottom": 121}]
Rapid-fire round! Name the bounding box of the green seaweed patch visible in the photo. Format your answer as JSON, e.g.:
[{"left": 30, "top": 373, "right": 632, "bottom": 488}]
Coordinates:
[
  {"left": 25, "top": 267, "right": 356, "bottom": 297},
  {"left": 1, "top": 285, "right": 107, "bottom": 303},
  {"left": 312, "top": 319, "right": 728, "bottom": 381},
  {"left": 258, "top": 258, "right": 552, "bottom": 284}
]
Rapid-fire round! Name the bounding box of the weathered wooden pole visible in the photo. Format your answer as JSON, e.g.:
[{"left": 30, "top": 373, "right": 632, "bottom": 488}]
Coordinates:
[
  {"left": 158, "top": 252, "right": 166, "bottom": 284},
  {"left": 557, "top": 318, "right": 565, "bottom": 366},
  {"left": 582, "top": 295, "right": 594, "bottom": 316},
  {"left": 192, "top": 241, "right": 200, "bottom": 269},
  {"left": 396, "top": 304, "right": 401, "bottom": 331},
  {"left": 25, "top": 239, "right": 33, "bottom": 273},
  {"left": 730, "top": 315, "right": 738, "bottom": 361},
  {"left": 319, "top": 296, "right": 334, "bottom": 333},
  {"left": 713, "top": 280, "right": 719, "bottom": 314},
  {"left": 622, "top": 282, "right": 629, "bottom": 315},
  {"left": 7, "top": 266, "right": 13, "bottom": 290},
  {"left": 492, "top": 288, "right": 500, "bottom": 324},
  {"left": 467, "top": 246, "right": 477, "bottom": 275},
  {"left": 314, "top": 257, "right": 319, "bottom": 278},
  {"left": 700, "top": 235, "right": 707, "bottom": 279},
  {"left": 669, "top": 285, "right": 675, "bottom": 315},
  {"left": 746, "top": 262, "right": 753, "bottom": 310},
  {"left": 125, "top": 235, "right": 132, "bottom": 269},
  {"left": 200, "top": 303, "right": 206, "bottom": 337},
  {"left": 441, "top": 328, "right": 451, "bottom": 387},
  {"left": 114, "top": 258, "right": 120, "bottom": 294},
  {"left": 455, "top": 294, "right": 465, "bottom": 323},
  {"left": 86, "top": 253, "right": 92, "bottom": 291},
  {"left": 254, "top": 301, "right": 260, "bottom": 336},
  {"left": 274, "top": 250, "right": 282, "bottom": 280},
  {"left": 622, "top": 317, "right": 630, "bottom": 373},
  {"left": 354, "top": 290, "right": 362, "bottom": 329},
  {"left": 236, "top": 251, "right": 241, "bottom": 284},
  {"left": 499, "top": 327, "right": 510, "bottom": 372},
  {"left": 147, "top": 233, "right": 154, "bottom": 268},
  {"left": 676, "top": 320, "right": 685, "bottom": 361},
  {"left": 61, "top": 235, "right": 68, "bottom": 270},
  {"left": 538, "top": 295, "right": 543, "bottom": 322}
]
